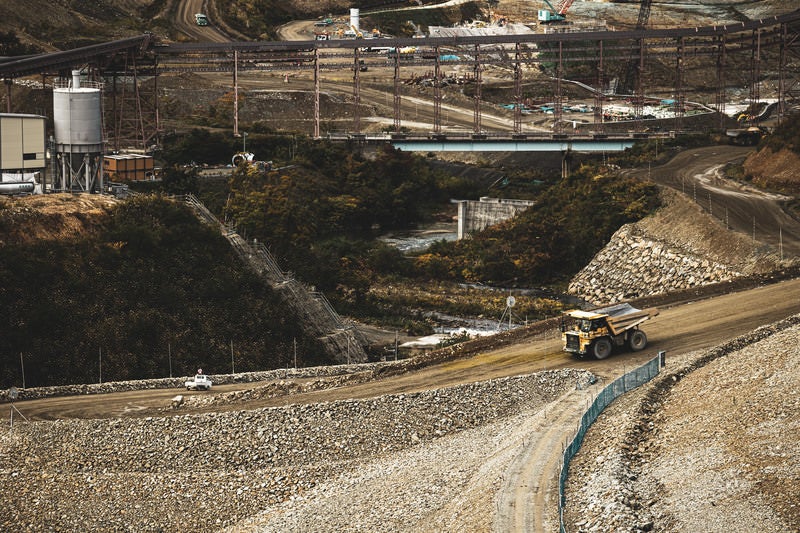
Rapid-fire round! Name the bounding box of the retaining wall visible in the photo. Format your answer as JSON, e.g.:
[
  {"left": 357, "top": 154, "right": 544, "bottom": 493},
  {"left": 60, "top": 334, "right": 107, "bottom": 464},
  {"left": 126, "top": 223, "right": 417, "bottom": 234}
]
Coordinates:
[
  {"left": 456, "top": 196, "right": 535, "bottom": 239},
  {"left": 568, "top": 224, "right": 741, "bottom": 305}
]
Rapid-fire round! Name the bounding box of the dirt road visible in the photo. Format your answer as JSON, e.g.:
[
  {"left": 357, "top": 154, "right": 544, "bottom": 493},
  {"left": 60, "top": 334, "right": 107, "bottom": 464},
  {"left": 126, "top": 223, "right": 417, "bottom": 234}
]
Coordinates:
[
  {"left": 495, "top": 385, "right": 601, "bottom": 532},
  {"left": 15, "top": 276, "right": 800, "bottom": 421},
  {"left": 630, "top": 145, "right": 800, "bottom": 257},
  {"left": 174, "top": 0, "right": 230, "bottom": 43}
]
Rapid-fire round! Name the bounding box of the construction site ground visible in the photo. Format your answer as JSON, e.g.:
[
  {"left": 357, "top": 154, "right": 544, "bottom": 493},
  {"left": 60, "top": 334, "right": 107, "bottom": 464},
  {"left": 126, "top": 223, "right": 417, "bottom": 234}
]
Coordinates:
[
  {"left": 6, "top": 138, "right": 800, "bottom": 529},
  {"left": 3, "top": 2, "right": 800, "bottom": 529}
]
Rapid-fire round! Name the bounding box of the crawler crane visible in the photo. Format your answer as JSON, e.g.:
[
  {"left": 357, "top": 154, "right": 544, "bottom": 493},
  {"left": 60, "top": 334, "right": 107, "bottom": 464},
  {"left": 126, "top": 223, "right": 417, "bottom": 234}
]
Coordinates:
[{"left": 538, "top": 0, "right": 575, "bottom": 24}]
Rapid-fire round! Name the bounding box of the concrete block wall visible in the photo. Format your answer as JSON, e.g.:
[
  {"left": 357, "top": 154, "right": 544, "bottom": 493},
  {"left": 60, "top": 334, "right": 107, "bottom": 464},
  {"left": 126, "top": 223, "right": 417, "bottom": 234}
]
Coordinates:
[{"left": 456, "top": 197, "right": 535, "bottom": 239}]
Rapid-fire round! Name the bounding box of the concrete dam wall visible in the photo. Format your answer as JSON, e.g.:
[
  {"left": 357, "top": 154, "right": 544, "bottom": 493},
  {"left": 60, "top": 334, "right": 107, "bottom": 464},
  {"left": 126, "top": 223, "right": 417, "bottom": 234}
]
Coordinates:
[{"left": 456, "top": 197, "right": 535, "bottom": 239}]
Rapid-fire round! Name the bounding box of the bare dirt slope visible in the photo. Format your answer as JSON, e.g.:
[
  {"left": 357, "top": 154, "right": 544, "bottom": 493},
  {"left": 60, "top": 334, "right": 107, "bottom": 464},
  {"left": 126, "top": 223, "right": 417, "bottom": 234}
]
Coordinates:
[
  {"left": 564, "top": 316, "right": 800, "bottom": 531},
  {"left": 0, "top": 193, "right": 116, "bottom": 245},
  {"left": 0, "top": 0, "right": 158, "bottom": 48}
]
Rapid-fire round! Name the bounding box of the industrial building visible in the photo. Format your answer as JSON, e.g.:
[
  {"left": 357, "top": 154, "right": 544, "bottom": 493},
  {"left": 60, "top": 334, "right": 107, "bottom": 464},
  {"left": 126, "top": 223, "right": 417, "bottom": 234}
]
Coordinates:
[
  {"left": 0, "top": 113, "right": 47, "bottom": 195},
  {"left": 53, "top": 70, "right": 104, "bottom": 193},
  {"left": 103, "top": 153, "right": 155, "bottom": 182}
]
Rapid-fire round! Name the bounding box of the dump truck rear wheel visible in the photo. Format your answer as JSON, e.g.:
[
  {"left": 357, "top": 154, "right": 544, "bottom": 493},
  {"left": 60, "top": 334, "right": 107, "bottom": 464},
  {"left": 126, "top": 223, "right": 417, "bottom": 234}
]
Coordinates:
[
  {"left": 592, "top": 338, "right": 612, "bottom": 359},
  {"left": 628, "top": 330, "right": 647, "bottom": 351}
]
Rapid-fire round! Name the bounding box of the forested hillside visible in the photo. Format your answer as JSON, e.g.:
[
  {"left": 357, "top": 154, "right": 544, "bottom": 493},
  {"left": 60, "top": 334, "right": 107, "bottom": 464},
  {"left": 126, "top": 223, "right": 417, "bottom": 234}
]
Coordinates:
[
  {"left": 0, "top": 128, "right": 667, "bottom": 388},
  {"left": 179, "top": 133, "right": 662, "bottom": 326},
  {"left": 0, "top": 195, "right": 325, "bottom": 388}
]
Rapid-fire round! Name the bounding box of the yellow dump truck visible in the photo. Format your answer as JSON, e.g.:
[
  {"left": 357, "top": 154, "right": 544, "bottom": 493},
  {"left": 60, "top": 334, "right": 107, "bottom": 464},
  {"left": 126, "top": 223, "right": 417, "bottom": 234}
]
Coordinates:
[{"left": 561, "top": 303, "right": 659, "bottom": 359}]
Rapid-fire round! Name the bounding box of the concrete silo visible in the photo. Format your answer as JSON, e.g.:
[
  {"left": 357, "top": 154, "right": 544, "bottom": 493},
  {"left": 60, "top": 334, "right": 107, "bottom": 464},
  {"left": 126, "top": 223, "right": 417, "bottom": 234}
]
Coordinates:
[{"left": 53, "top": 70, "right": 104, "bottom": 192}]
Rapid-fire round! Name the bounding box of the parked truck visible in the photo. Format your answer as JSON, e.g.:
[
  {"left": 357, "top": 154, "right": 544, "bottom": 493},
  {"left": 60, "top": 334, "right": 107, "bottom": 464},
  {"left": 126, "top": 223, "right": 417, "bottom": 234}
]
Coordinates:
[
  {"left": 561, "top": 303, "right": 659, "bottom": 359},
  {"left": 185, "top": 373, "right": 212, "bottom": 391}
]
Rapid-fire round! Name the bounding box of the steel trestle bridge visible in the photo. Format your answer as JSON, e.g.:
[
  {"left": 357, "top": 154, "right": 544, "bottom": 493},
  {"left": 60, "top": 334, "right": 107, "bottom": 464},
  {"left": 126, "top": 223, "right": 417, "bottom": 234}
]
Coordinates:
[{"left": 0, "top": 9, "right": 799, "bottom": 150}]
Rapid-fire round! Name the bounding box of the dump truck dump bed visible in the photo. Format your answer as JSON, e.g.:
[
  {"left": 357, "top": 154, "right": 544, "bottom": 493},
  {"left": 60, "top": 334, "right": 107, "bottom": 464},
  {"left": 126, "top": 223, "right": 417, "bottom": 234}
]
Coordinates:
[{"left": 566, "top": 303, "right": 659, "bottom": 336}]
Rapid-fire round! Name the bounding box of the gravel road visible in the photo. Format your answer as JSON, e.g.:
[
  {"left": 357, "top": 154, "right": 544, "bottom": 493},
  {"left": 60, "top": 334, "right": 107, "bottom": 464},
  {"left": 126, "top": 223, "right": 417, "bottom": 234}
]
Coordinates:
[{"left": 0, "top": 370, "right": 593, "bottom": 532}]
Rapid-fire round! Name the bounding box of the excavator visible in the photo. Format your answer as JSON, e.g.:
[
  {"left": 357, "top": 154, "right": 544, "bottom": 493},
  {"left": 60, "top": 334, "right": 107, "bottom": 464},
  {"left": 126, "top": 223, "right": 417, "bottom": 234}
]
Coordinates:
[{"left": 538, "top": 0, "right": 575, "bottom": 24}]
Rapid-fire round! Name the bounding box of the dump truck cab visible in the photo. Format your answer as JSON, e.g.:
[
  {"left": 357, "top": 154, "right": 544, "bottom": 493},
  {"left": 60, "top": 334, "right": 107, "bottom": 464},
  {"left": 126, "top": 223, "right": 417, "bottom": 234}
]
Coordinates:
[{"left": 562, "top": 303, "right": 658, "bottom": 360}]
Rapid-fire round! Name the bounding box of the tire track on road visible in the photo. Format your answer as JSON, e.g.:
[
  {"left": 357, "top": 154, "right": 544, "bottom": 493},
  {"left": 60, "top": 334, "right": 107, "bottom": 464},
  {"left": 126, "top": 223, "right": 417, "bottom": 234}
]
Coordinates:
[{"left": 495, "top": 385, "right": 599, "bottom": 532}]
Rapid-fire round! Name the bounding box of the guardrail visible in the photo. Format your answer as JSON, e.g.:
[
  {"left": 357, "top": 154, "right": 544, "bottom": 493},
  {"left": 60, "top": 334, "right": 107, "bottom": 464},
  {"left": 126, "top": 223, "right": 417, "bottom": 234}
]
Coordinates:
[
  {"left": 558, "top": 351, "right": 665, "bottom": 532},
  {"left": 325, "top": 131, "right": 677, "bottom": 142},
  {"left": 181, "top": 193, "right": 368, "bottom": 362}
]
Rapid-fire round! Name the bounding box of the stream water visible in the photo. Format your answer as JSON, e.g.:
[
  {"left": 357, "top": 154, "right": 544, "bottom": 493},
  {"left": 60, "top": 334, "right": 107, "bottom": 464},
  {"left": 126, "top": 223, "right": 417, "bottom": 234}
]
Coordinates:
[
  {"left": 378, "top": 222, "right": 458, "bottom": 253},
  {"left": 379, "top": 223, "right": 588, "bottom": 348}
]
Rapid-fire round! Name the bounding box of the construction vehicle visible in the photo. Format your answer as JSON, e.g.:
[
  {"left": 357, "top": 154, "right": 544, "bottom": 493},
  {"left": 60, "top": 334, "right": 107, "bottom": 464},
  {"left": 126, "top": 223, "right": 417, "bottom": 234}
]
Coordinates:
[
  {"left": 561, "top": 303, "right": 659, "bottom": 359},
  {"left": 185, "top": 372, "right": 212, "bottom": 391},
  {"left": 348, "top": 24, "right": 364, "bottom": 39},
  {"left": 538, "top": 0, "right": 575, "bottom": 23},
  {"left": 195, "top": 13, "right": 209, "bottom": 26}
]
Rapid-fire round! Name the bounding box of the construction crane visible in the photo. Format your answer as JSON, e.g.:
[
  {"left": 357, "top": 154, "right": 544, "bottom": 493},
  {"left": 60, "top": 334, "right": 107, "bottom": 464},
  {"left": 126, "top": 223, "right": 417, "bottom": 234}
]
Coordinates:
[{"left": 538, "top": 0, "right": 575, "bottom": 24}]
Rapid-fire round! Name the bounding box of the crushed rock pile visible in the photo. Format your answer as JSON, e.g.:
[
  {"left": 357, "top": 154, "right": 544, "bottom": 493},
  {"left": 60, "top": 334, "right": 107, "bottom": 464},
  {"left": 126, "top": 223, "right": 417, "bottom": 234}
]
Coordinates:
[
  {"left": 0, "top": 368, "right": 593, "bottom": 532},
  {"left": 568, "top": 224, "right": 741, "bottom": 304},
  {"left": 564, "top": 314, "right": 800, "bottom": 531},
  {"left": 568, "top": 188, "right": 784, "bottom": 305}
]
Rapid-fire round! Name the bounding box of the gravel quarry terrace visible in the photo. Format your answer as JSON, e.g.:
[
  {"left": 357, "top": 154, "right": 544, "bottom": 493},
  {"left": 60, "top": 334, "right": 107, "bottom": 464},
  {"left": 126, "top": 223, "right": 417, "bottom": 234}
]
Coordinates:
[
  {"left": 2, "top": 313, "right": 799, "bottom": 532},
  {"left": 564, "top": 315, "right": 800, "bottom": 532},
  {"left": 0, "top": 369, "right": 591, "bottom": 532}
]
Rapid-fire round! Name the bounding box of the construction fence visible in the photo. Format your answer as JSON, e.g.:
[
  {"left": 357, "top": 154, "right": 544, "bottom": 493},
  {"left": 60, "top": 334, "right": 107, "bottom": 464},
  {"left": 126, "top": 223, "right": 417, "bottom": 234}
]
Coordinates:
[{"left": 559, "top": 351, "right": 665, "bottom": 533}]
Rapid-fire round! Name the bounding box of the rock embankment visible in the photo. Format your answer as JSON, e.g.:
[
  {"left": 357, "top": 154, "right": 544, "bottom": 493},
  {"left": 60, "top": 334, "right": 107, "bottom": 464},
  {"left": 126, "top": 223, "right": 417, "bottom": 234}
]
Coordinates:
[
  {"left": 564, "top": 314, "right": 800, "bottom": 531},
  {"left": 569, "top": 188, "right": 781, "bottom": 305},
  {"left": 568, "top": 224, "right": 740, "bottom": 304},
  {"left": 0, "top": 368, "right": 593, "bottom": 532}
]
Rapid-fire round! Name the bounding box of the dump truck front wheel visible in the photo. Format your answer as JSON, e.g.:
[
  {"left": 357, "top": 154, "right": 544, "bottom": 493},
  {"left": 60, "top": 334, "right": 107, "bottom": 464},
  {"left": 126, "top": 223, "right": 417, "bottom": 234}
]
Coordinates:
[
  {"left": 592, "top": 338, "right": 612, "bottom": 359},
  {"left": 628, "top": 330, "right": 648, "bottom": 351}
]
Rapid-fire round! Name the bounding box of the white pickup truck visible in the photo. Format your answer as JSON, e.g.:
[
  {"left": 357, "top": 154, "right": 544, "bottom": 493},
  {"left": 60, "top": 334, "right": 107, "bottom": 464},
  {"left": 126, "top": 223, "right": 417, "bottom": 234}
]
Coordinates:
[{"left": 185, "top": 374, "right": 212, "bottom": 391}]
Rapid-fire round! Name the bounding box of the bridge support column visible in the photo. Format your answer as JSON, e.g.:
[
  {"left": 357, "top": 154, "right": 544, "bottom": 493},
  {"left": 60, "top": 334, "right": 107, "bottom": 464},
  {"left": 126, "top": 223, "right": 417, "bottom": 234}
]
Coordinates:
[
  {"left": 674, "top": 36, "right": 685, "bottom": 132},
  {"left": 4, "top": 78, "right": 10, "bottom": 113},
  {"left": 353, "top": 47, "right": 361, "bottom": 134},
  {"left": 393, "top": 52, "right": 401, "bottom": 133},
  {"left": 778, "top": 24, "right": 786, "bottom": 123},
  {"left": 749, "top": 29, "right": 762, "bottom": 127},
  {"left": 474, "top": 44, "right": 482, "bottom": 134},
  {"left": 634, "top": 38, "right": 645, "bottom": 127},
  {"left": 716, "top": 34, "right": 727, "bottom": 129},
  {"left": 314, "top": 48, "right": 320, "bottom": 139},
  {"left": 561, "top": 149, "right": 571, "bottom": 179},
  {"left": 514, "top": 42, "right": 522, "bottom": 134},
  {"left": 554, "top": 41, "right": 563, "bottom": 133},
  {"left": 433, "top": 47, "right": 441, "bottom": 134},
  {"left": 233, "top": 50, "right": 239, "bottom": 137},
  {"left": 594, "top": 40, "right": 605, "bottom": 133}
]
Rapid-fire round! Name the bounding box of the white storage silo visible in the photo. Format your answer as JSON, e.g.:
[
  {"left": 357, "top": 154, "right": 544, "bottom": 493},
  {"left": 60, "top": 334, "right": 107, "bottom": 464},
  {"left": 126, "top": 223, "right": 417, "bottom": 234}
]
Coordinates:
[
  {"left": 53, "top": 70, "right": 104, "bottom": 192},
  {"left": 350, "top": 8, "right": 360, "bottom": 31}
]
